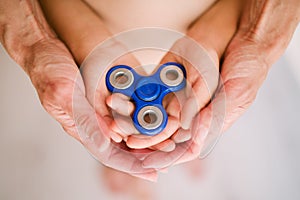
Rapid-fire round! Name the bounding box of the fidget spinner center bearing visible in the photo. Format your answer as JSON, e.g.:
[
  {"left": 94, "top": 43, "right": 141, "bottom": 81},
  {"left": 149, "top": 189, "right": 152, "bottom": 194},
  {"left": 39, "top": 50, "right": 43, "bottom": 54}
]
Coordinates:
[{"left": 106, "top": 62, "right": 186, "bottom": 136}]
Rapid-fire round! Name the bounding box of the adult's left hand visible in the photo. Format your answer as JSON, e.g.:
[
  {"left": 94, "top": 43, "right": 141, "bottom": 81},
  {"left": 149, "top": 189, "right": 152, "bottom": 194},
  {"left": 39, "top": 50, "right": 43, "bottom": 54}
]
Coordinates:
[{"left": 142, "top": 0, "right": 300, "bottom": 169}]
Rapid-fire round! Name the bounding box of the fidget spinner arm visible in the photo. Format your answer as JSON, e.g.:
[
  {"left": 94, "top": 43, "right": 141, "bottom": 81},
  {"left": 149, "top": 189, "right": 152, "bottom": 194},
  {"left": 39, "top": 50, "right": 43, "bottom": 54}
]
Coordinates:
[{"left": 106, "top": 62, "right": 186, "bottom": 136}]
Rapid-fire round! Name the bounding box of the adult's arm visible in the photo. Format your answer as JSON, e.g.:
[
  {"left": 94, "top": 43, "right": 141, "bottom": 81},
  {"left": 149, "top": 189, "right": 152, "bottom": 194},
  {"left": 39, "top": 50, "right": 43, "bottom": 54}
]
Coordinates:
[
  {"left": 0, "top": 0, "right": 82, "bottom": 138},
  {"left": 214, "top": 0, "right": 300, "bottom": 132}
]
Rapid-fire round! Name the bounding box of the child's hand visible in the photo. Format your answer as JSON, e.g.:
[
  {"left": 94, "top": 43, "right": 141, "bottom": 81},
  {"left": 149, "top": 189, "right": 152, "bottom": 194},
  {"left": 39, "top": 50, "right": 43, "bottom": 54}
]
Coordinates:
[
  {"left": 142, "top": 0, "right": 242, "bottom": 169},
  {"left": 108, "top": 96, "right": 180, "bottom": 152},
  {"left": 38, "top": 0, "right": 162, "bottom": 180},
  {"left": 105, "top": 66, "right": 181, "bottom": 152},
  {"left": 108, "top": 41, "right": 218, "bottom": 151},
  {"left": 138, "top": 40, "right": 221, "bottom": 169}
]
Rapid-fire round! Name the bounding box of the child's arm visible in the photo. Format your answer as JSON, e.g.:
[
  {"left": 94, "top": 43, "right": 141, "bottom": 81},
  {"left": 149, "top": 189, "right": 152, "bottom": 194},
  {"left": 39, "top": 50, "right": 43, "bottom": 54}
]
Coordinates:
[
  {"left": 124, "top": 0, "right": 242, "bottom": 149},
  {"left": 39, "top": 0, "right": 112, "bottom": 64},
  {"left": 39, "top": 0, "right": 182, "bottom": 153},
  {"left": 187, "top": 0, "right": 242, "bottom": 59}
]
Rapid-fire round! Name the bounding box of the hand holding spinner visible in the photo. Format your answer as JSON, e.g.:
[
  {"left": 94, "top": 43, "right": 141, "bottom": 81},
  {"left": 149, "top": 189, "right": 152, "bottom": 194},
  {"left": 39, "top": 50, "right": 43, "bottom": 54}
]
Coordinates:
[{"left": 106, "top": 62, "right": 186, "bottom": 136}]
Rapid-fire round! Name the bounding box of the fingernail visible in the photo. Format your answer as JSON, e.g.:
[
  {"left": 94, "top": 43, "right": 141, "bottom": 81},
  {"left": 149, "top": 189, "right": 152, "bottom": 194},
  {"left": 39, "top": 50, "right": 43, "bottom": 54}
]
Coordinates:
[
  {"left": 110, "top": 131, "right": 123, "bottom": 143},
  {"left": 142, "top": 159, "right": 158, "bottom": 169},
  {"left": 160, "top": 142, "right": 176, "bottom": 152},
  {"left": 172, "top": 129, "right": 191, "bottom": 143}
]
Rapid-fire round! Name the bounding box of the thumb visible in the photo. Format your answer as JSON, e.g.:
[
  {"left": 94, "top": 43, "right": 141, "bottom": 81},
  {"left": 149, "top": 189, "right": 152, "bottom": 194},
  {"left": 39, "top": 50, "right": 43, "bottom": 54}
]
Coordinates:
[
  {"left": 197, "top": 0, "right": 300, "bottom": 156},
  {"left": 195, "top": 40, "right": 268, "bottom": 157},
  {"left": 72, "top": 73, "right": 110, "bottom": 152},
  {"left": 219, "top": 49, "right": 268, "bottom": 132}
]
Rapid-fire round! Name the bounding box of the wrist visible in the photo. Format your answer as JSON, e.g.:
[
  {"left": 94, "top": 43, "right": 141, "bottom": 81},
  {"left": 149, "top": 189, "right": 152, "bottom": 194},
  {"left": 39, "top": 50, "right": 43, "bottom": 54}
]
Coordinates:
[
  {"left": 0, "top": 0, "right": 54, "bottom": 69},
  {"left": 238, "top": 0, "right": 300, "bottom": 65},
  {"left": 24, "top": 38, "right": 75, "bottom": 79}
]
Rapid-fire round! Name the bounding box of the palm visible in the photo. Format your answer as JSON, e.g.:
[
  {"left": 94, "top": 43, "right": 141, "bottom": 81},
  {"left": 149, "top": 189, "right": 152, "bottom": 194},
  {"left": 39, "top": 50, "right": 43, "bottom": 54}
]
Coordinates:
[{"left": 27, "top": 39, "right": 157, "bottom": 180}]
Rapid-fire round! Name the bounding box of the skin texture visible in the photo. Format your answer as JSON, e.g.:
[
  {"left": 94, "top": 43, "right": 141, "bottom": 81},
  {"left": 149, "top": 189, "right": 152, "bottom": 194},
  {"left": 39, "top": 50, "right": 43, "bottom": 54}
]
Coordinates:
[
  {"left": 142, "top": 0, "right": 300, "bottom": 169},
  {"left": 1, "top": 0, "right": 299, "bottom": 181},
  {"left": 104, "top": 0, "right": 242, "bottom": 150},
  {"left": 38, "top": 0, "right": 182, "bottom": 152},
  {"left": 0, "top": 0, "right": 157, "bottom": 181}
]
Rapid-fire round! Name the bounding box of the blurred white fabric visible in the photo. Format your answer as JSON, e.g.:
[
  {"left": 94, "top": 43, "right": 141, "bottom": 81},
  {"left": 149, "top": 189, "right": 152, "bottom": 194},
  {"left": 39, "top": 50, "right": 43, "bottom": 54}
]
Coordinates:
[{"left": 0, "top": 26, "right": 299, "bottom": 200}]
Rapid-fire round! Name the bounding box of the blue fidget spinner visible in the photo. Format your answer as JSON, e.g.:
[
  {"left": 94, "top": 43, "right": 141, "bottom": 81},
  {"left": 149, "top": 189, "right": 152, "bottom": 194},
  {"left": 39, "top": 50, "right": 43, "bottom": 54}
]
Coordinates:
[{"left": 105, "top": 62, "right": 186, "bottom": 136}]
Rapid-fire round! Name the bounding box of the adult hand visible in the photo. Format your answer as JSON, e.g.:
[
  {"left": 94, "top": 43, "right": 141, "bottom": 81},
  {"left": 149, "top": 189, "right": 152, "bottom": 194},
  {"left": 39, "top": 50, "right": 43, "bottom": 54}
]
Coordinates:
[
  {"left": 40, "top": 0, "right": 181, "bottom": 153},
  {"left": 121, "top": 37, "right": 219, "bottom": 151},
  {"left": 108, "top": 0, "right": 242, "bottom": 151},
  {"left": 211, "top": 0, "right": 300, "bottom": 133},
  {"left": 142, "top": 0, "right": 300, "bottom": 169},
  {"left": 1, "top": 0, "right": 159, "bottom": 181},
  {"left": 0, "top": 0, "right": 82, "bottom": 140},
  {"left": 140, "top": 36, "right": 220, "bottom": 169},
  {"left": 110, "top": 0, "right": 241, "bottom": 167}
]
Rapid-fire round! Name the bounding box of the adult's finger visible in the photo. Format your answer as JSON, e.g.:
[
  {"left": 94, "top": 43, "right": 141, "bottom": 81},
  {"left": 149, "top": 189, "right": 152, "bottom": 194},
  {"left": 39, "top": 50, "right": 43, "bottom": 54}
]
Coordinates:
[
  {"left": 150, "top": 139, "right": 176, "bottom": 152},
  {"left": 142, "top": 114, "right": 202, "bottom": 169},
  {"left": 71, "top": 69, "right": 160, "bottom": 177},
  {"left": 180, "top": 77, "right": 211, "bottom": 130},
  {"left": 171, "top": 129, "right": 192, "bottom": 143},
  {"left": 166, "top": 0, "right": 300, "bottom": 157},
  {"left": 211, "top": 0, "right": 300, "bottom": 132},
  {"left": 73, "top": 98, "right": 158, "bottom": 177},
  {"left": 159, "top": 38, "right": 219, "bottom": 133},
  {"left": 110, "top": 114, "right": 139, "bottom": 137}
]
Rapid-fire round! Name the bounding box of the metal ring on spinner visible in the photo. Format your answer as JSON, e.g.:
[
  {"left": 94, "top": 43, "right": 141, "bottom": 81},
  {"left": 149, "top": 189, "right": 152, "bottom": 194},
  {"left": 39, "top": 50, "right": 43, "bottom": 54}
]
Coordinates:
[
  {"left": 109, "top": 68, "right": 134, "bottom": 89},
  {"left": 105, "top": 62, "right": 186, "bottom": 136},
  {"left": 160, "top": 64, "right": 184, "bottom": 87},
  {"left": 137, "top": 106, "right": 163, "bottom": 130}
]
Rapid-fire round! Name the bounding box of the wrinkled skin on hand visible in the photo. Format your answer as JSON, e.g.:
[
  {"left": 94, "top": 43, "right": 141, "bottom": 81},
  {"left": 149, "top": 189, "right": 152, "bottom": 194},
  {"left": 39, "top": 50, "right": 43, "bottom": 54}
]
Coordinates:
[
  {"left": 1, "top": 0, "right": 299, "bottom": 181},
  {"left": 25, "top": 39, "right": 159, "bottom": 180},
  {"left": 1, "top": 0, "right": 161, "bottom": 181},
  {"left": 102, "top": 35, "right": 222, "bottom": 170},
  {"left": 102, "top": 35, "right": 220, "bottom": 150},
  {"left": 140, "top": 0, "right": 300, "bottom": 169}
]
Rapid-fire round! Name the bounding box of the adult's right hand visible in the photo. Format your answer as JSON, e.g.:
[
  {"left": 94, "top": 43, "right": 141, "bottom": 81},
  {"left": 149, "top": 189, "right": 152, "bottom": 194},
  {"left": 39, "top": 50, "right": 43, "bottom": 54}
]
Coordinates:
[{"left": 1, "top": 0, "right": 159, "bottom": 181}]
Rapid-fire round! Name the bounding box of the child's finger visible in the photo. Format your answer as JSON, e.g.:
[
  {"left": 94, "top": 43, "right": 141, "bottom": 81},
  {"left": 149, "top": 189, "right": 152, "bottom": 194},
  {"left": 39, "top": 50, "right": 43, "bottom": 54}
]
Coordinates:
[
  {"left": 165, "top": 89, "right": 187, "bottom": 120},
  {"left": 126, "top": 116, "right": 179, "bottom": 149},
  {"left": 110, "top": 131, "right": 123, "bottom": 143},
  {"left": 150, "top": 139, "right": 176, "bottom": 152},
  {"left": 165, "top": 95, "right": 181, "bottom": 119},
  {"left": 106, "top": 93, "right": 135, "bottom": 116},
  {"left": 181, "top": 77, "right": 211, "bottom": 130}
]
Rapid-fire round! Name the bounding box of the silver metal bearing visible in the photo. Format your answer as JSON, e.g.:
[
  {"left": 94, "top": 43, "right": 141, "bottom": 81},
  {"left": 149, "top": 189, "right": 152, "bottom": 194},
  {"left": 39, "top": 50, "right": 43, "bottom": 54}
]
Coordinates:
[
  {"left": 109, "top": 68, "right": 134, "bottom": 89},
  {"left": 137, "top": 106, "right": 163, "bottom": 130},
  {"left": 160, "top": 65, "right": 184, "bottom": 87}
]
